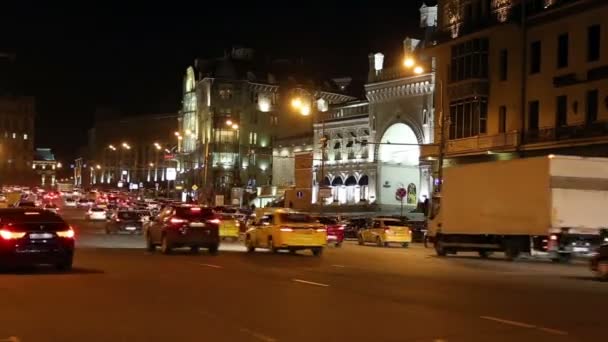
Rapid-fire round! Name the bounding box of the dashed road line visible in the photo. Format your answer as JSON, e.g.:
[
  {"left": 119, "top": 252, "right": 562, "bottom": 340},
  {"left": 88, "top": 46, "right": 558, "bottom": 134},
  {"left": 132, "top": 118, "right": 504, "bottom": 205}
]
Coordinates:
[
  {"left": 331, "top": 264, "right": 347, "bottom": 268},
  {"left": 480, "top": 316, "right": 568, "bottom": 336},
  {"left": 239, "top": 328, "right": 277, "bottom": 342},
  {"left": 199, "top": 263, "right": 223, "bottom": 269},
  {"left": 292, "top": 279, "right": 330, "bottom": 287}
]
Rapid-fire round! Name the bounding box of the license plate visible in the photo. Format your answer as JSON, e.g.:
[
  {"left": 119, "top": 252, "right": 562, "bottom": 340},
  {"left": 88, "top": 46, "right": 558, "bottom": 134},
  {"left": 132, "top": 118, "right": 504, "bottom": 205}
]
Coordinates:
[
  {"left": 190, "top": 222, "right": 204, "bottom": 227},
  {"left": 30, "top": 233, "right": 53, "bottom": 239},
  {"left": 125, "top": 226, "right": 136, "bottom": 231},
  {"left": 573, "top": 247, "right": 589, "bottom": 252}
]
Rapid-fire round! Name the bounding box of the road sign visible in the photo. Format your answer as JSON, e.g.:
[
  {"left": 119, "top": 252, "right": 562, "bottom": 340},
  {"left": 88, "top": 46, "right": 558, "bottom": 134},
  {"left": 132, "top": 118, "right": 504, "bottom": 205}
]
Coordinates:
[
  {"left": 166, "top": 168, "right": 177, "bottom": 181},
  {"left": 395, "top": 187, "right": 407, "bottom": 200},
  {"left": 191, "top": 184, "right": 199, "bottom": 191},
  {"left": 319, "top": 186, "right": 332, "bottom": 198}
]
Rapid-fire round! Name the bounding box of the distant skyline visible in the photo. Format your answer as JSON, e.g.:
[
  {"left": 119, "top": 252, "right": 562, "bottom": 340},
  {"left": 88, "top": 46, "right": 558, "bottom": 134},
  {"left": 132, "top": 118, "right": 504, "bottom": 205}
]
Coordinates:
[{"left": 0, "top": 1, "right": 435, "bottom": 162}]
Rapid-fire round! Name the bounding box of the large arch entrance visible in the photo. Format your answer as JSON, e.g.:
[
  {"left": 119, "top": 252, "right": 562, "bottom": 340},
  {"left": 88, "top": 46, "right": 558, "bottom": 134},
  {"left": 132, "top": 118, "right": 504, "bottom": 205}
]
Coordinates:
[{"left": 377, "top": 123, "right": 421, "bottom": 209}]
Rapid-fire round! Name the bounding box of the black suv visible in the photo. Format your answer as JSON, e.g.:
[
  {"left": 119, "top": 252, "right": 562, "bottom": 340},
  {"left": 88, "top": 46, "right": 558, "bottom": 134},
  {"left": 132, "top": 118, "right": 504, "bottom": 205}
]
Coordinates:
[
  {"left": 0, "top": 208, "right": 75, "bottom": 270},
  {"left": 106, "top": 210, "right": 143, "bottom": 234},
  {"left": 145, "top": 205, "right": 220, "bottom": 255}
]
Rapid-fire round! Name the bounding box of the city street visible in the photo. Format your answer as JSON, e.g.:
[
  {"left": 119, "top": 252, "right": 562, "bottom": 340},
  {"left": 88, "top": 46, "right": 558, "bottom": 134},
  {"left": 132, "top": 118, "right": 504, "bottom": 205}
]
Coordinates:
[{"left": 1, "top": 207, "right": 606, "bottom": 341}]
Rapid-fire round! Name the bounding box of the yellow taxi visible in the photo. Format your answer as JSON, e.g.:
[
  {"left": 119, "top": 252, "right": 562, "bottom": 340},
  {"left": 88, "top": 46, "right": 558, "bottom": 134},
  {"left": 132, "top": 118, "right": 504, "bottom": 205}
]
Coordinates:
[
  {"left": 358, "top": 217, "right": 412, "bottom": 248},
  {"left": 245, "top": 208, "right": 326, "bottom": 256},
  {"left": 219, "top": 213, "right": 241, "bottom": 241}
]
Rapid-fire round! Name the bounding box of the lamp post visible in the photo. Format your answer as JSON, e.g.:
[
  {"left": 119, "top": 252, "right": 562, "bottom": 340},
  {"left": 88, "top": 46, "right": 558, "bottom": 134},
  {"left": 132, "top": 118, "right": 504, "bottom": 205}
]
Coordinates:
[
  {"left": 290, "top": 90, "right": 327, "bottom": 213},
  {"left": 402, "top": 56, "right": 445, "bottom": 193}
]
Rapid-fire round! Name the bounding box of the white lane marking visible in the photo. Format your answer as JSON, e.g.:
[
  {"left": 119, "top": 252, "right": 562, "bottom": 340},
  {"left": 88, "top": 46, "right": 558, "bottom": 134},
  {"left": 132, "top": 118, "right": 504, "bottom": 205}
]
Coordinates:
[
  {"left": 331, "top": 264, "right": 347, "bottom": 268},
  {"left": 292, "top": 279, "right": 330, "bottom": 287},
  {"left": 480, "top": 316, "right": 568, "bottom": 336},
  {"left": 0, "top": 337, "right": 20, "bottom": 342},
  {"left": 199, "top": 263, "right": 223, "bottom": 269},
  {"left": 480, "top": 316, "right": 536, "bottom": 329},
  {"left": 239, "top": 328, "right": 277, "bottom": 342},
  {"left": 537, "top": 327, "right": 568, "bottom": 336}
]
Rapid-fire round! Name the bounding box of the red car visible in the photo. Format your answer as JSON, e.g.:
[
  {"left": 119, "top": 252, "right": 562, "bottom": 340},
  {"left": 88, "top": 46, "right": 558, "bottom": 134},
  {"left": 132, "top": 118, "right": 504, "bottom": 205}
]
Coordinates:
[{"left": 315, "top": 217, "right": 345, "bottom": 247}]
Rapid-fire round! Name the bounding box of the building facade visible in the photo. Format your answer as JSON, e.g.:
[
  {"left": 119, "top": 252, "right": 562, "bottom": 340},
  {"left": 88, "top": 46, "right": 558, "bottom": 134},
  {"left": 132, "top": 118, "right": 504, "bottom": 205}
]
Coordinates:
[
  {"left": 85, "top": 113, "right": 177, "bottom": 188},
  {"left": 423, "top": 0, "right": 608, "bottom": 177},
  {"left": 33, "top": 148, "right": 58, "bottom": 187},
  {"left": 178, "top": 49, "right": 354, "bottom": 205},
  {"left": 0, "top": 96, "right": 35, "bottom": 185}
]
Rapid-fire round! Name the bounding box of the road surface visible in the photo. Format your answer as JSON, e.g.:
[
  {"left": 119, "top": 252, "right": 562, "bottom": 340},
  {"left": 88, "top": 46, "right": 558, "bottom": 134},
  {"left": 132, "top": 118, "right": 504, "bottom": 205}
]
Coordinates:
[{"left": 0, "top": 207, "right": 606, "bottom": 341}]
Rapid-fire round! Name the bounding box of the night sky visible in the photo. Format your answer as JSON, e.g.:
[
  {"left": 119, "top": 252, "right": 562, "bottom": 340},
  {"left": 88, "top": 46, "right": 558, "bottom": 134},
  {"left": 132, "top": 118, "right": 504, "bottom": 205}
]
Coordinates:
[{"left": 1, "top": 1, "right": 435, "bottom": 163}]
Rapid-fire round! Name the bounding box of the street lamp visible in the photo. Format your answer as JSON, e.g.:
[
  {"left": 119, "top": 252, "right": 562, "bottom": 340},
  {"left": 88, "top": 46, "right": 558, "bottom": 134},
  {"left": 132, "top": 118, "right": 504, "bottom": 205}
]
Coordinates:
[
  {"left": 122, "top": 142, "right": 131, "bottom": 150},
  {"left": 57, "top": 162, "right": 62, "bottom": 169},
  {"left": 96, "top": 164, "right": 101, "bottom": 170},
  {"left": 108, "top": 144, "right": 117, "bottom": 151},
  {"left": 403, "top": 57, "right": 415, "bottom": 68},
  {"left": 291, "top": 97, "right": 302, "bottom": 109},
  {"left": 149, "top": 163, "right": 154, "bottom": 167}
]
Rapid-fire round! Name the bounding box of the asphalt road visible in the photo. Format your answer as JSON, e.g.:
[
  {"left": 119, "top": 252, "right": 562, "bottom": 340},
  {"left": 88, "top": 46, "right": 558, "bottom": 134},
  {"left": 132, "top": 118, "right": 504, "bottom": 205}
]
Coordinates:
[{"left": 1, "top": 207, "right": 607, "bottom": 341}]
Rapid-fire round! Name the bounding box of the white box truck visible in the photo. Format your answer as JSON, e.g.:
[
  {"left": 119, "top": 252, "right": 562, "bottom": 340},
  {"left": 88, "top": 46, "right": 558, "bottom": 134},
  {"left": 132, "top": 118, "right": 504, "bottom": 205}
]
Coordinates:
[{"left": 427, "top": 155, "right": 608, "bottom": 262}]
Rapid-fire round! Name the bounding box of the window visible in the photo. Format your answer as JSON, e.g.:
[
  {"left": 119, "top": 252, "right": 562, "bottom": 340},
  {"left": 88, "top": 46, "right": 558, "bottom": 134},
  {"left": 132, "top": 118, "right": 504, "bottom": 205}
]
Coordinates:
[
  {"left": 557, "top": 33, "right": 569, "bottom": 69},
  {"left": 528, "top": 101, "right": 540, "bottom": 131},
  {"left": 498, "top": 106, "right": 507, "bottom": 133},
  {"left": 499, "top": 49, "right": 508, "bottom": 81},
  {"left": 448, "top": 97, "right": 488, "bottom": 139},
  {"left": 530, "top": 41, "right": 541, "bottom": 74},
  {"left": 12, "top": 132, "right": 16, "bottom": 139},
  {"left": 586, "top": 90, "right": 598, "bottom": 124},
  {"left": 23, "top": 133, "right": 28, "bottom": 140},
  {"left": 556, "top": 95, "right": 567, "bottom": 127},
  {"left": 450, "top": 38, "right": 489, "bottom": 82},
  {"left": 248, "top": 132, "right": 257, "bottom": 145},
  {"left": 588, "top": 25, "right": 601, "bottom": 62}
]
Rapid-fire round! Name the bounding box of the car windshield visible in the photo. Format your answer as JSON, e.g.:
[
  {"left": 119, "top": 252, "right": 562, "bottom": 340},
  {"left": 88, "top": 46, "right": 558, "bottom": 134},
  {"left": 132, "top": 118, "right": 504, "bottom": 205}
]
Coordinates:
[
  {"left": 117, "top": 211, "right": 139, "bottom": 220},
  {"left": 91, "top": 208, "right": 105, "bottom": 212},
  {"left": 175, "top": 207, "right": 214, "bottom": 220},
  {"left": 280, "top": 213, "right": 315, "bottom": 223},
  {"left": 383, "top": 220, "right": 406, "bottom": 227},
  {"left": 316, "top": 217, "right": 338, "bottom": 225}
]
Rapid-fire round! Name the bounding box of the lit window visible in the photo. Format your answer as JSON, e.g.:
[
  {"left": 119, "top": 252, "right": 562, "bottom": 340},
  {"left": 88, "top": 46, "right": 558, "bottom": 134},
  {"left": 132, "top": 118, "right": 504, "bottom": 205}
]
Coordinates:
[
  {"left": 23, "top": 134, "right": 28, "bottom": 140},
  {"left": 12, "top": 133, "right": 16, "bottom": 139}
]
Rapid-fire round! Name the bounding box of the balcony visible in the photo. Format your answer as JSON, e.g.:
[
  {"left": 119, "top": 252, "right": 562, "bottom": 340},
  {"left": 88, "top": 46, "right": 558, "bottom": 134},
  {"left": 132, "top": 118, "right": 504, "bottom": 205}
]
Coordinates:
[
  {"left": 524, "top": 122, "right": 608, "bottom": 144},
  {"left": 420, "top": 132, "right": 519, "bottom": 158}
]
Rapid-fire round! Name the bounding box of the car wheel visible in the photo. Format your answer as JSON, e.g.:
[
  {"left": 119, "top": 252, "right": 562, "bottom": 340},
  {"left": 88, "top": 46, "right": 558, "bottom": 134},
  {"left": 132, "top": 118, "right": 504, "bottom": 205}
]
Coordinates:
[
  {"left": 435, "top": 238, "right": 447, "bottom": 257},
  {"left": 312, "top": 247, "right": 323, "bottom": 257},
  {"left": 55, "top": 256, "right": 73, "bottom": 271},
  {"left": 268, "top": 237, "right": 277, "bottom": 253},
  {"left": 335, "top": 242, "right": 342, "bottom": 248},
  {"left": 357, "top": 235, "right": 364, "bottom": 245},
  {"left": 208, "top": 244, "right": 219, "bottom": 255},
  {"left": 190, "top": 246, "right": 200, "bottom": 254},
  {"left": 245, "top": 236, "right": 255, "bottom": 253},
  {"left": 376, "top": 237, "right": 383, "bottom": 247},
  {"left": 402, "top": 242, "right": 410, "bottom": 248},
  {"left": 289, "top": 248, "right": 296, "bottom": 254},
  {"left": 146, "top": 234, "right": 156, "bottom": 252},
  {"left": 160, "top": 235, "right": 172, "bottom": 255},
  {"left": 478, "top": 250, "right": 491, "bottom": 258}
]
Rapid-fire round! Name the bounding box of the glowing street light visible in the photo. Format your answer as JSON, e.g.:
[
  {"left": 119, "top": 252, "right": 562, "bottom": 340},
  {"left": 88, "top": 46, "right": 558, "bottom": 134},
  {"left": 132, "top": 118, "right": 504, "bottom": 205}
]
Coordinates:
[
  {"left": 291, "top": 97, "right": 302, "bottom": 109},
  {"left": 414, "top": 66, "right": 424, "bottom": 74},
  {"left": 96, "top": 164, "right": 101, "bottom": 170},
  {"left": 177, "top": 136, "right": 183, "bottom": 140},
  {"left": 300, "top": 106, "right": 311, "bottom": 116},
  {"left": 231, "top": 123, "right": 239, "bottom": 130},
  {"left": 57, "top": 162, "right": 63, "bottom": 168},
  {"left": 226, "top": 119, "right": 233, "bottom": 126},
  {"left": 174, "top": 131, "right": 180, "bottom": 137},
  {"left": 403, "top": 57, "right": 415, "bottom": 68},
  {"left": 149, "top": 163, "right": 154, "bottom": 167},
  {"left": 122, "top": 142, "right": 131, "bottom": 150},
  {"left": 108, "top": 144, "right": 116, "bottom": 151}
]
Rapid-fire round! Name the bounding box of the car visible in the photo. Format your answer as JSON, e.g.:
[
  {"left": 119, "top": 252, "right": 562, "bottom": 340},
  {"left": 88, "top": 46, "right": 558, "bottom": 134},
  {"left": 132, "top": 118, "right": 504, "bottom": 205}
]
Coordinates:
[
  {"left": 86, "top": 207, "right": 107, "bottom": 221},
  {"left": 245, "top": 209, "right": 326, "bottom": 256},
  {"left": 106, "top": 210, "right": 143, "bottom": 234},
  {"left": 0, "top": 208, "right": 75, "bottom": 270},
  {"left": 64, "top": 198, "right": 77, "bottom": 207},
  {"left": 145, "top": 205, "right": 220, "bottom": 255},
  {"left": 358, "top": 217, "right": 412, "bottom": 248},
  {"left": 219, "top": 213, "right": 241, "bottom": 241},
  {"left": 343, "top": 218, "right": 369, "bottom": 239},
  {"left": 313, "top": 216, "right": 345, "bottom": 247},
  {"left": 136, "top": 210, "right": 153, "bottom": 224},
  {"left": 590, "top": 243, "right": 608, "bottom": 281},
  {"left": 44, "top": 203, "right": 60, "bottom": 214},
  {"left": 77, "top": 198, "right": 90, "bottom": 208}
]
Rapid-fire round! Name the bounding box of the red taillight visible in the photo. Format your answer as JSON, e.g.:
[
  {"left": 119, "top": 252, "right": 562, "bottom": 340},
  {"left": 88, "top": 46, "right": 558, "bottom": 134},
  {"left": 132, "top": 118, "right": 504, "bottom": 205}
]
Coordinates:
[
  {"left": 170, "top": 217, "right": 187, "bottom": 224},
  {"left": 207, "top": 218, "right": 221, "bottom": 224},
  {"left": 0, "top": 229, "right": 26, "bottom": 240},
  {"left": 280, "top": 227, "right": 293, "bottom": 232},
  {"left": 316, "top": 228, "right": 326, "bottom": 232},
  {"left": 338, "top": 225, "right": 345, "bottom": 230},
  {"left": 550, "top": 234, "right": 558, "bottom": 241},
  {"left": 115, "top": 218, "right": 121, "bottom": 222},
  {"left": 190, "top": 207, "right": 201, "bottom": 212}
]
